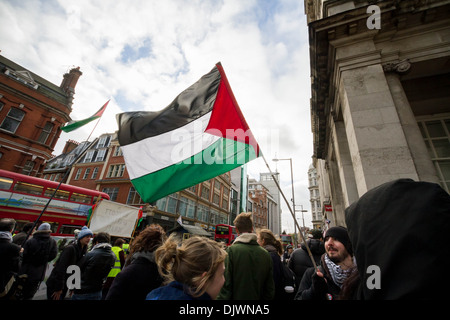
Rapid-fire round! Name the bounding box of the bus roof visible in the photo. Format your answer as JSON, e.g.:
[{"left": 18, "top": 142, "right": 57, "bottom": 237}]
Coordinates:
[{"left": 0, "top": 169, "right": 110, "bottom": 199}]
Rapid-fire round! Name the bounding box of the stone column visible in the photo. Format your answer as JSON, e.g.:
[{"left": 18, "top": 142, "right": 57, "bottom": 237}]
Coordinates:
[
  {"left": 339, "top": 63, "right": 419, "bottom": 195},
  {"left": 383, "top": 60, "right": 440, "bottom": 184}
]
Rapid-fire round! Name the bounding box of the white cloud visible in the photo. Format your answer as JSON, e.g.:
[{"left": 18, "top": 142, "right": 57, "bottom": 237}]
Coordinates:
[{"left": 0, "top": 0, "right": 314, "bottom": 231}]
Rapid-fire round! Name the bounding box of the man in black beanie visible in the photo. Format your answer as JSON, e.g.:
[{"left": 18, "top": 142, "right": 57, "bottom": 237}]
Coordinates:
[{"left": 295, "top": 226, "right": 355, "bottom": 300}]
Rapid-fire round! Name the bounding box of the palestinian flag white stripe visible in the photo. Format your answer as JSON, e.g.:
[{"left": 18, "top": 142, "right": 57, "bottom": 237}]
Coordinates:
[{"left": 121, "top": 111, "right": 220, "bottom": 180}]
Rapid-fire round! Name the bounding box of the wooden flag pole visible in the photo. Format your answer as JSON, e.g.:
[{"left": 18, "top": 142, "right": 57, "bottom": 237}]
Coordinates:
[{"left": 260, "top": 153, "right": 318, "bottom": 271}]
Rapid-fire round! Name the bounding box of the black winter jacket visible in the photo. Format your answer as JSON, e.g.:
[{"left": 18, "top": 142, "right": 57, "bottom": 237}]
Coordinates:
[
  {"left": 345, "top": 179, "right": 450, "bottom": 299},
  {"left": 294, "top": 254, "right": 342, "bottom": 300},
  {"left": 19, "top": 230, "right": 57, "bottom": 282},
  {"left": 74, "top": 243, "right": 115, "bottom": 294},
  {"left": 46, "top": 241, "right": 87, "bottom": 294},
  {"left": 0, "top": 236, "right": 21, "bottom": 294},
  {"left": 106, "top": 251, "right": 163, "bottom": 300},
  {"left": 288, "top": 239, "right": 324, "bottom": 288}
]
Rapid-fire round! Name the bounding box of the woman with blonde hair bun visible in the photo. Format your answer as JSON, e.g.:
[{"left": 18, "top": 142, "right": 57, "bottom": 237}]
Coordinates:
[{"left": 146, "top": 234, "right": 227, "bottom": 300}]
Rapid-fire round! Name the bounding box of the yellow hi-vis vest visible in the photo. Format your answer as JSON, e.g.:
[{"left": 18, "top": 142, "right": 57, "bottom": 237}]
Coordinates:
[{"left": 108, "top": 246, "right": 123, "bottom": 278}]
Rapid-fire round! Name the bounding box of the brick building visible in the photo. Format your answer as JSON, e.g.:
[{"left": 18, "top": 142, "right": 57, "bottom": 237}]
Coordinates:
[
  {"left": 0, "top": 54, "right": 82, "bottom": 176},
  {"left": 58, "top": 132, "right": 234, "bottom": 232}
]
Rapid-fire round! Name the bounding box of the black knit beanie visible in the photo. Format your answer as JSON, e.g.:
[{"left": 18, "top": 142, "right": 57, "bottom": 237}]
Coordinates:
[{"left": 325, "top": 226, "right": 353, "bottom": 256}]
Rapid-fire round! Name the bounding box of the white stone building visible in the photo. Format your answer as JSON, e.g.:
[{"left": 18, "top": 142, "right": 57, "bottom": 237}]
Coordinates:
[{"left": 306, "top": 0, "right": 450, "bottom": 226}]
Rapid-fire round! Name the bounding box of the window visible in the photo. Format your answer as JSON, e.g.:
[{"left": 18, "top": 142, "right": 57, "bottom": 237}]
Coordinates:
[
  {"left": 71, "top": 193, "right": 92, "bottom": 204},
  {"left": 127, "top": 187, "right": 144, "bottom": 205},
  {"left": 178, "top": 196, "right": 188, "bottom": 216},
  {"left": 97, "top": 136, "right": 108, "bottom": 148},
  {"left": 91, "top": 167, "right": 99, "bottom": 179},
  {"left": 84, "top": 150, "right": 95, "bottom": 163},
  {"left": 418, "top": 117, "right": 450, "bottom": 193},
  {"left": 0, "top": 107, "right": 25, "bottom": 133},
  {"left": 210, "top": 209, "right": 218, "bottom": 224},
  {"left": 44, "top": 188, "right": 70, "bottom": 200},
  {"left": 107, "top": 164, "right": 125, "bottom": 178},
  {"left": 0, "top": 177, "right": 13, "bottom": 190},
  {"left": 14, "top": 181, "right": 44, "bottom": 195},
  {"left": 201, "top": 186, "right": 210, "bottom": 200},
  {"left": 155, "top": 197, "right": 167, "bottom": 211},
  {"left": 83, "top": 168, "right": 91, "bottom": 179},
  {"left": 197, "top": 205, "right": 209, "bottom": 222},
  {"left": 74, "top": 168, "right": 82, "bottom": 180},
  {"left": 95, "top": 149, "right": 106, "bottom": 162},
  {"left": 213, "top": 193, "right": 220, "bottom": 205},
  {"left": 222, "top": 198, "right": 228, "bottom": 210},
  {"left": 166, "top": 194, "right": 178, "bottom": 214},
  {"left": 186, "top": 199, "right": 196, "bottom": 219},
  {"left": 188, "top": 185, "right": 197, "bottom": 194},
  {"left": 37, "top": 122, "right": 54, "bottom": 144},
  {"left": 22, "top": 161, "right": 35, "bottom": 175},
  {"left": 102, "top": 187, "right": 119, "bottom": 201},
  {"left": 113, "top": 146, "right": 123, "bottom": 156}
]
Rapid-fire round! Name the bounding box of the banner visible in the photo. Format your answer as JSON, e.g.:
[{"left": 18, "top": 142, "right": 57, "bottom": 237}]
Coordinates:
[{"left": 88, "top": 200, "right": 140, "bottom": 238}]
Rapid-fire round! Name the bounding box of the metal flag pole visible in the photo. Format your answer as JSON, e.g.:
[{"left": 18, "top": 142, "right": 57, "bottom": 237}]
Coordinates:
[
  {"left": 22, "top": 139, "right": 98, "bottom": 246},
  {"left": 260, "top": 153, "right": 318, "bottom": 271},
  {"left": 22, "top": 100, "right": 110, "bottom": 245}
]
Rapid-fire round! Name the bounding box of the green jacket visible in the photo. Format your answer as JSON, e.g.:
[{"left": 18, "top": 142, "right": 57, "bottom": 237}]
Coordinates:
[{"left": 217, "top": 233, "right": 274, "bottom": 300}]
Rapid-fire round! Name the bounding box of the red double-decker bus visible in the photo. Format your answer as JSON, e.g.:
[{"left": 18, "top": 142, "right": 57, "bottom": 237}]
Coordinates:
[
  {"left": 0, "top": 169, "right": 109, "bottom": 236},
  {"left": 214, "top": 224, "right": 237, "bottom": 246}
]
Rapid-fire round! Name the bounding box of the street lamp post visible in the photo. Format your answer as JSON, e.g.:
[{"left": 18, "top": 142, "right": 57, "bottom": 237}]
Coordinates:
[
  {"left": 294, "top": 204, "right": 308, "bottom": 229},
  {"left": 295, "top": 205, "right": 308, "bottom": 244},
  {"left": 272, "top": 157, "right": 297, "bottom": 247}
]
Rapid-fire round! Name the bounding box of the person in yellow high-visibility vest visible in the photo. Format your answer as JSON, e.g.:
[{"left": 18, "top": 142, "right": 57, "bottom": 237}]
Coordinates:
[{"left": 102, "top": 238, "right": 125, "bottom": 299}]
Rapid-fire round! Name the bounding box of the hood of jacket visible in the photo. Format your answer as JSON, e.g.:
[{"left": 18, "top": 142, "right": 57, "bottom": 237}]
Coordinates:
[
  {"left": 345, "top": 179, "right": 450, "bottom": 299},
  {"left": 233, "top": 233, "right": 258, "bottom": 245},
  {"left": 131, "top": 251, "right": 155, "bottom": 263},
  {"left": 301, "top": 239, "right": 325, "bottom": 256}
]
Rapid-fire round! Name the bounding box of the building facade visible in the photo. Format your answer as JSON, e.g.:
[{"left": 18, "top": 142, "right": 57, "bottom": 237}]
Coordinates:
[
  {"left": 0, "top": 54, "right": 81, "bottom": 176},
  {"left": 259, "top": 172, "right": 281, "bottom": 235},
  {"left": 306, "top": 0, "right": 450, "bottom": 226},
  {"left": 308, "top": 164, "right": 323, "bottom": 229}
]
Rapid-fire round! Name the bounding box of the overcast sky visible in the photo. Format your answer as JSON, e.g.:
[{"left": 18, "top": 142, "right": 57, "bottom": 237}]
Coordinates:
[{"left": 0, "top": 0, "right": 314, "bottom": 232}]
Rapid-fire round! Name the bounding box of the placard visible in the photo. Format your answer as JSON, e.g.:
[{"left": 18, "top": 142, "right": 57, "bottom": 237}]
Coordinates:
[{"left": 89, "top": 200, "right": 140, "bottom": 238}]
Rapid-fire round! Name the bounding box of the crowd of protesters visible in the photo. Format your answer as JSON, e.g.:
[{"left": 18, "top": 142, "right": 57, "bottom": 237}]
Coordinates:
[{"left": 1, "top": 179, "right": 449, "bottom": 300}]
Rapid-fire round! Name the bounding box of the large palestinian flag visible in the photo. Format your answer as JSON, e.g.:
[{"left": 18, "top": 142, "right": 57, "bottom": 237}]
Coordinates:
[{"left": 116, "top": 63, "right": 260, "bottom": 203}]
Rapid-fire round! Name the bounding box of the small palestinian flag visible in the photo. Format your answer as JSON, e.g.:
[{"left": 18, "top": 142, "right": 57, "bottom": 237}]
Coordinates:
[
  {"left": 116, "top": 63, "right": 260, "bottom": 203},
  {"left": 61, "top": 100, "right": 109, "bottom": 132}
]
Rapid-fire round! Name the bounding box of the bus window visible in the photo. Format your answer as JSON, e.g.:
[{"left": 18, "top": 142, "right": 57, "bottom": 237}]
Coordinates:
[
  {"left": 216, "top": 225, "right": 230, "bottom": 234},
  {"left": 44, "top": 188, "right": 70, "bottom": 200},
  {"left": 0, "top": 177, "right": 13, "bottom": 190},
  {"left": 59, "top": 224, "right": 83, "bottom": 235},
  {"left": 70, "top": 193, "right": 92, "bottom": 204},
  {"left": 14, "top": 181, "right": 44, "bottom": 195}
]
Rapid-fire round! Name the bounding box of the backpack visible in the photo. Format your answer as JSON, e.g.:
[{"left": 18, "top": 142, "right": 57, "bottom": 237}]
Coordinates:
[
  {"left": 281, "top": 263, "right": 297, "bottom": 299},
  {"left": 28, "top": 238, "right": 52, "bottom": 266}
]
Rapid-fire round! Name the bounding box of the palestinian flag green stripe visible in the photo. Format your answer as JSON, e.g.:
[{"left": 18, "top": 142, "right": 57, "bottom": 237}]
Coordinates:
[
  {"left": 131, "top": 138, "right": 257, "bottom": 203},
  {"left": 61, "top": 100, "right": 109, "bottom": 133}
]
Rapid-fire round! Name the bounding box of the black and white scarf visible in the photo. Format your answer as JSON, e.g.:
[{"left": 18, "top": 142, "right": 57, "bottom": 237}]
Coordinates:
[{"left": 324, "top": 254, "right": 356, "bottom": 288}]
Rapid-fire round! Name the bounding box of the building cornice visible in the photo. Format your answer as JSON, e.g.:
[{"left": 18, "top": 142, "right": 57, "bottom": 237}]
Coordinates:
[{"left": 308, "top": 0, "right": 450, "bottom": 159}]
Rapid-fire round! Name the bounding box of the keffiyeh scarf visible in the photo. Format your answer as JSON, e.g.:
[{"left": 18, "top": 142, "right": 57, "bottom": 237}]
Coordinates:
[{"left": 324, "top": 254, "right": 356, "bottom": 288}]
